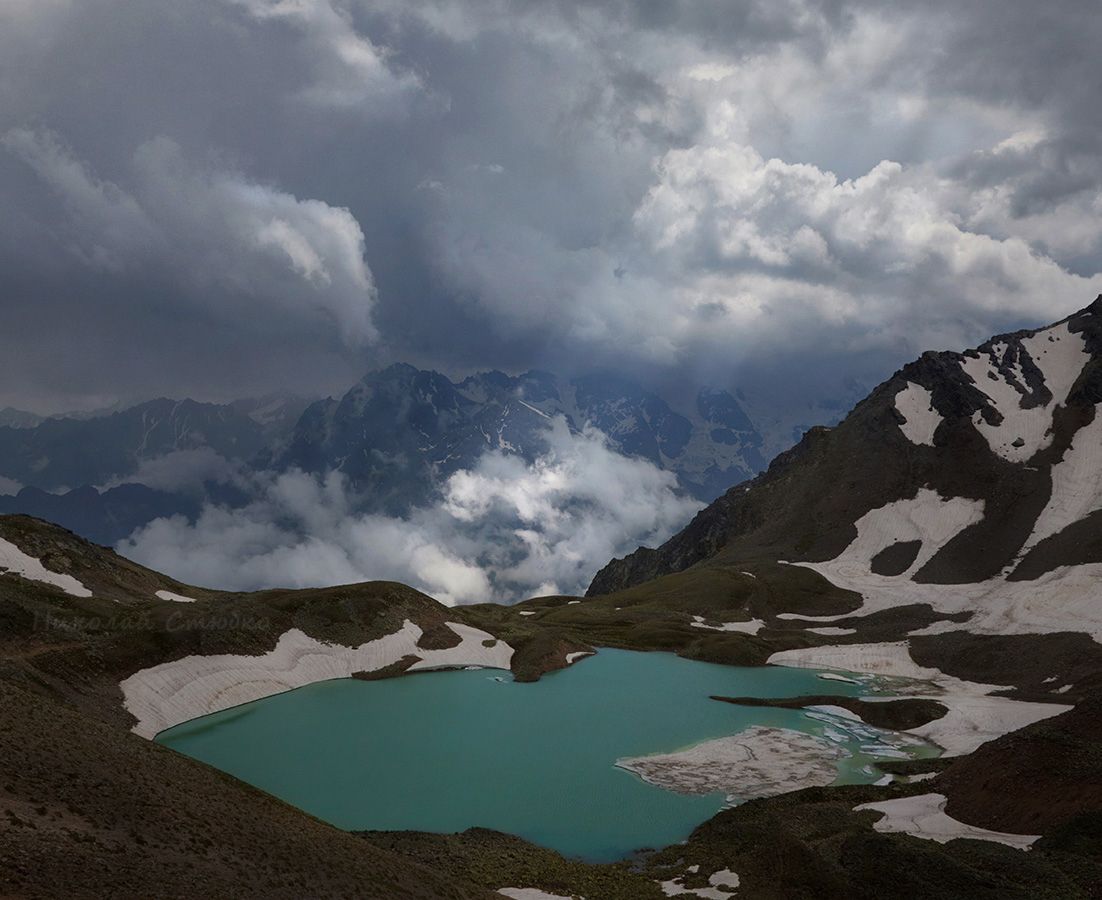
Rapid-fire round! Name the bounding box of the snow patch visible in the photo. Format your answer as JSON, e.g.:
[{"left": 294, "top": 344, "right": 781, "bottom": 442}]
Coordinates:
[
  {"left": 122, "top": 620, "right": 514, "bottom": 738},
  {"left": 795, "top": 486, "right": 1102, "bottom": 641},
  {"left": 1018, "top": 404, "right": 1102, "bottom": 555},
  {"left": 515, "top": 399, "right": 552, "bottom": 420},
  {"left": 820, "top": 489, "right": 985, "bottom": 578},
  {"left": 155, "top": 589, "right": 199, "bottom": 603},
  {"left": 805, "top": 558, "right": 1102, "bottom": 642},
  {"left": 0, "top": 537, "right": 92, "bottom": 598},
  {"left": 691, "top": 614, "right": 764, "bottom": 634},
  {"left": 658, "top": 869, "right": 739, "bottom": 899},
  {"left": 497, "top": 889, "right": 577, "bottom": 900},
  {"left": 818, "top": 672, "right": 861, "bottom": 684},
  {"left": 855, "top": 793, "right": 1039, "bottom": 849},
  {"left": 617, "top": 726, "right": 846, "bottom": 803},
  {"left": 962, "top": 322, "right": 1089, "bottom": 463},
  {"left": 895, "top": 382, "right": 941, "bottom": 446},
  {"left": 805, "top": 704, "right": 863, "bottom": 722},
  {"left": 769, "top": 642, "right": 1069, "bottom": 755}
]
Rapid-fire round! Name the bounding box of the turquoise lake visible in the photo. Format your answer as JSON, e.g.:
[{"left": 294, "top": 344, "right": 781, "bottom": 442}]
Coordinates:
[{"left": 157, "top": 649, "right": 927, "bottom": 861}]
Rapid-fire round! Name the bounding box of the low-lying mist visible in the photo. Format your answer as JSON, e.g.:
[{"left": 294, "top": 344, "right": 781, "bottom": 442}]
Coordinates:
[{"left": 118, "top": 418, "right": 702, "bottom": 605}]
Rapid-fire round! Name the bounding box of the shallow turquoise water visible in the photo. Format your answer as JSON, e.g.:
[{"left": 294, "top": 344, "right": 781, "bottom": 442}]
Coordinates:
[{"left": 157, "top": 649, "right": 925, "bottom": 861}]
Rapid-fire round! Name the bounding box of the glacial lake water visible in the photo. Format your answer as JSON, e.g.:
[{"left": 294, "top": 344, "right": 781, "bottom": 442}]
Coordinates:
[{"left": 157, "top": 649, "right": 932, "bottom": 861}]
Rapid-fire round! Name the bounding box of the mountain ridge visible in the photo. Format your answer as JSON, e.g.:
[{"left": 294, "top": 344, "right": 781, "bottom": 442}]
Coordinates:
[
  {"left": 270, "top": 365, "right": 773, "bottom": 513},
  {"left": 589, "top": 296, "right": 1102, "bottom": 597},
  {"left": 0, "top": 369, "right": 811, "bottom": 548},
  {"left": 0, "top": 394, "right": 311, "bottom": 492}
]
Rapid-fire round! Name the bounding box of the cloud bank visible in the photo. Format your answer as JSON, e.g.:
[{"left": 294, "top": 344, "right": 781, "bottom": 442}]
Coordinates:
[
  {"left": 3, "top": 1, "right": 1102, "bottom": 411},
  {"left": 3, "top": 128, "right": 378, "bottom": 344},
  {"left": 119, "top": 419, "right": 702, "bottom": 604}
]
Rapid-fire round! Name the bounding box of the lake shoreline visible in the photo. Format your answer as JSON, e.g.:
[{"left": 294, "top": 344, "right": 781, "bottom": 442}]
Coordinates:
[{"left": 157, "top": 647, "right": 939, "bottom": 861}]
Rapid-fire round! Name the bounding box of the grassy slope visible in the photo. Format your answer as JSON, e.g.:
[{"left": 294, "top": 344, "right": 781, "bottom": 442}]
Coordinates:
[
  {"left": 2, "top": 513, "right": 1100, "bottom": 898},
  {"left": 366, "top": 780, "right": 1101, "bottom": 900},
  {"left": 0, "top": 515, "right": 478, "bottom": 730},
  {"left": 939, "top": 694, "right": 1102, "bottom": 834},
  {"left": 0, "top": 680, "right": 489, "bottom": 900}
]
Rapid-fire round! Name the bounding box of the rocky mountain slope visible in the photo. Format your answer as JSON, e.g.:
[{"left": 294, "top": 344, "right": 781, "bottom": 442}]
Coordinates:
[
  {"left": 0, "top": 407, "right": 44, "bottom": 429},
  {"left": 0, "top": 483, "right": 200, "bottom": 545},
  {"left": 0, "top": 369, "right": 808, "bottom": 546},
  {"left": 0, "top": 394, "right": 309, "bottom": 492},
  {"left": 590, "top": 296, "right": 1102, "bottom": 628},
  {"left": 0, "top": 395, "right": 309, "bottom": 543},
  {"left": 271, "top": 365, "right": 770, "bottom": 513}
]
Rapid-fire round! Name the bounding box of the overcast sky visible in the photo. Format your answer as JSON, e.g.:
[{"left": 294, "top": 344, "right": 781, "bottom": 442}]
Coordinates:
[{"left": 3, "top": 0, "right": 1101, "bottom": 413}]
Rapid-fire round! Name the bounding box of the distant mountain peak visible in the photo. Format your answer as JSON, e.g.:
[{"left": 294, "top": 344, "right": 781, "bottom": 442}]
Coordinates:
[{"left": 272, "top": 366, "right": 795, "bottom": 514}]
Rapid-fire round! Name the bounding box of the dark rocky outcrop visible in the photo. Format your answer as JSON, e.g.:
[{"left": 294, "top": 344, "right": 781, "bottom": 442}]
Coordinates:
[
  {"left": 0, "top": 681, "right": 486, "bottom": 900},
  {"left": 711, "top": 694, "right": 949, "bottom": 731},
  {"left": 939, "top": 693, "right": 1102, "bottom": 834}
]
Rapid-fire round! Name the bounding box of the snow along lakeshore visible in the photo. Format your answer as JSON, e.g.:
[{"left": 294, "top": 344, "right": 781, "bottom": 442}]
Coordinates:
[
  {"left": 768, "top": 642, "right": 1070, "bottom": 755},
  {"left": 121, "top": 620, "right": 514, "bottom": 739},
  {"left": 616, "top": 726, "right": 847, "bottom": 803}
]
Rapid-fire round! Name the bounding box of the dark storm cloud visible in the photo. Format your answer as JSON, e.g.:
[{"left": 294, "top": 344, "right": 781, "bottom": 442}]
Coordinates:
[{"left": 2, "top": 0, "right": 1101, "bottom": 413}]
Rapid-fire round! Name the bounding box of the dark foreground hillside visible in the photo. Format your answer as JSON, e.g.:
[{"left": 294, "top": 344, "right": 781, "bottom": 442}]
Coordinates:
[{"left": 0, "top": 680, "right": 488, "bottom": 900}]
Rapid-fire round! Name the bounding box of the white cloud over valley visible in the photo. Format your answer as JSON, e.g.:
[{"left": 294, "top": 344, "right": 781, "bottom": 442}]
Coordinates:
[{"left": 119, "top": 419, "right": 702, "bottom": 604}]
